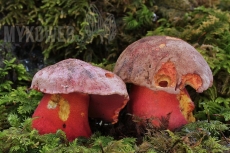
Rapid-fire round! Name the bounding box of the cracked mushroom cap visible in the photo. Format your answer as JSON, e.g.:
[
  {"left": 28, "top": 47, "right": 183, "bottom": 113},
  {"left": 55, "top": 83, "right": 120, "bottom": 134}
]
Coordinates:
[
  {"left": 31, "top": 58, "right": 129, "bottom": 123},
  {"left": 114, "top": 36, "right": 213, "bottom": 94}
]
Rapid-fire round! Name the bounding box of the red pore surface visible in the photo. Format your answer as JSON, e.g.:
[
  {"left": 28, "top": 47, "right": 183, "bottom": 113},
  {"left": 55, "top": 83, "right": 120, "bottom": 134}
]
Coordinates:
[
  {"left": 114, "top": 36, "right": 213, "bottom": 94},
  {"left": 128, "top": 85, "right": 195, "bottom": 130},
  {"left": 31, "top": 59, "right": 129, "bottom": 124},
  {"left": 32, "top": 92, "right": 91, "bottom": 141},
  {"left": 89, "top": 94, "right": 129, "bottom": 123}
]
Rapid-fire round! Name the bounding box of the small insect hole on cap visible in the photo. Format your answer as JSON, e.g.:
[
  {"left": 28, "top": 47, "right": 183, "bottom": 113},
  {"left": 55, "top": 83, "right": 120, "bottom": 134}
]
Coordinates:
[{"left": 159, "top": 81, "right": 168, "bottom": 87}]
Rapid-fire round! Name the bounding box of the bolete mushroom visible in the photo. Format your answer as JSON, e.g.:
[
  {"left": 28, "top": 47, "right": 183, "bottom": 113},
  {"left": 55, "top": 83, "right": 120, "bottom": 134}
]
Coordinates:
[
  {"left": 113, "top": 36, "right": 213, "bottom": 130},
  {"left": 31, "top": 59, "right": 129, "bottom": 141}
]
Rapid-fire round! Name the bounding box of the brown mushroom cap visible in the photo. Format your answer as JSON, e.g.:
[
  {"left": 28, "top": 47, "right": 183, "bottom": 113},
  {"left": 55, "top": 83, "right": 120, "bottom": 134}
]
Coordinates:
[
  {"left": 31, "top": 58, "right": 129, "bottom": 123},
  {"left": 113, "top": 36, "right": 213, "bottom": 94}
]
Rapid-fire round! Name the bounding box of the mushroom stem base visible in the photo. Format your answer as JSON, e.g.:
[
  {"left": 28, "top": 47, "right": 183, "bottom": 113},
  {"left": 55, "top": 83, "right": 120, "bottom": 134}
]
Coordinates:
[
  {"left": 32, "top": 93, "right": 91, "bottom": 141},
  {"left": 128, "top": 85, "right": 195, "bottom": 130}
]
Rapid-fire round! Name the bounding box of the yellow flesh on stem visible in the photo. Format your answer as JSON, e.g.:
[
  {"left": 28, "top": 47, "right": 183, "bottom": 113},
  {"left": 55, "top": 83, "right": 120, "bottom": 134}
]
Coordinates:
[
  {"left": 177, "top": 90, "right": 195, "bottom": 123},
  {"left": 47, "top": 94, "right": 70, "bottom": 122}
]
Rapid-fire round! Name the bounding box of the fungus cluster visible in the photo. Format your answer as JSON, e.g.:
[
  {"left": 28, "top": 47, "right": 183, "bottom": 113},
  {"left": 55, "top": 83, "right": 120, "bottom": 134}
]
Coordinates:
[
  {"left": 113, "top": 36, "right": 213, "bottom": 130},
  {"left": 31, "top": 59, "right": 129, "bottom": 141},
  {"left": 31, "top": 36, "right": 213, "bottom": 141}
]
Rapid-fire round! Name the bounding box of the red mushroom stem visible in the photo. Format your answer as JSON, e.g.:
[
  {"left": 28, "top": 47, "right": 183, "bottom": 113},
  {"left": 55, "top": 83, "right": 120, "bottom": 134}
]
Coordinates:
[
  {"left": 32, "top": 92, "right": 91, "bottom": 141},
  {"left": 128, "top": 85, "right": 195, "bottom": 130}
]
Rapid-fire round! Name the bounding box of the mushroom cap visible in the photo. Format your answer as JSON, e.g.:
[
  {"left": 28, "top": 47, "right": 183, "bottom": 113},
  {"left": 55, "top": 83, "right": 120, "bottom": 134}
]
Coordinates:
[
  {"left": 114, "top": 36, "right": 213, "bottom": 94},
  {"left": 31, "top": 58, "right": 128, "bottom": 96},
  {"left": 31, "top": 58, "right": 129, "bottom": 123}
]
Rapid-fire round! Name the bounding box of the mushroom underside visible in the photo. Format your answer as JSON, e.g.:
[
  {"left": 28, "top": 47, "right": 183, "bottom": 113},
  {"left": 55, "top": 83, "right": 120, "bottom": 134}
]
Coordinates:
[
  {"left": 128, "top": 84, "right": 195, "bottom": 130},
  {"left": 32, "top": 92, "right": 91, "bottom": 141},
  {"left": 89, "top": 94, "right": 129, "bottom": 124}
]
